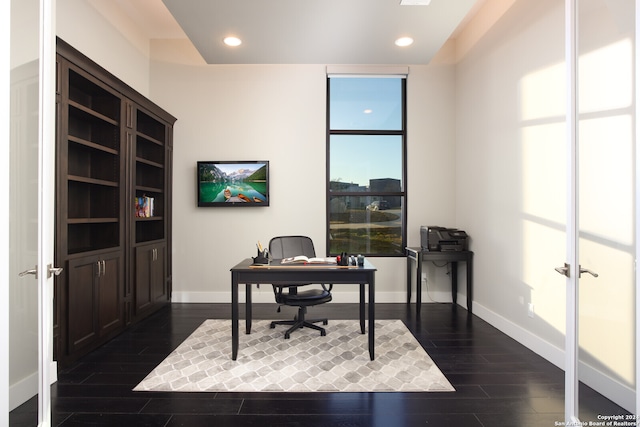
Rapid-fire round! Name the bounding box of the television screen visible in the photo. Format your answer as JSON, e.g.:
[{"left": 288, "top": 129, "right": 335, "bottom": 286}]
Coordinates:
[{"left": 197, "top": 161, "right": 269, "bottom": 207}]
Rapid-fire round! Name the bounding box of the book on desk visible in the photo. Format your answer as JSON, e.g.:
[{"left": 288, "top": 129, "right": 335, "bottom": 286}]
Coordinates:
[{"left": 280, "top": 256, "right": 337, "bottom": 265}]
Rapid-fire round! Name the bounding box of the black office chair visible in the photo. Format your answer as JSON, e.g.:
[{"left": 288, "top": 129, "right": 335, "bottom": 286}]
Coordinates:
[{"left": 268, "top": 236, "right": 333, "bottom": 339}]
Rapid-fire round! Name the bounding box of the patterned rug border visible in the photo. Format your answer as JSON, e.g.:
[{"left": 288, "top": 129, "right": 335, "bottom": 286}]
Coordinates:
[{"left": 134, "top": 319, "right": 455, "bottom": 393}]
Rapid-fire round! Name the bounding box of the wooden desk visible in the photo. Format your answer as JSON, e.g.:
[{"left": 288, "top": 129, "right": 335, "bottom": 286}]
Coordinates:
[
  {"left": 405, "top": 247, "right": 473, "bottom": 314},
  {"left": 230, "top": 258, "right": 377, "bottom": 360}
]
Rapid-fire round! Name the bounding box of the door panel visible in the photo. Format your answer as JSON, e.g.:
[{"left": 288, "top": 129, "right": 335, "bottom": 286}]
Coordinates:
[
  {"left": 8, "top": 0, "right": 55, "bottom": 425},
  {"left": 565, "top": 0, "right": 636, "bottom": 421},
  {"left": 577, "top": 0, "right": 636, "bottom": 412}
]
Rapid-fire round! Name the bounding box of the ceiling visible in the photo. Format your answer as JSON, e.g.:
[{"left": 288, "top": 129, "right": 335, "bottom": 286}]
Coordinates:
[{"left": 90, "top": 0, "right": 485, "bottom": 65}]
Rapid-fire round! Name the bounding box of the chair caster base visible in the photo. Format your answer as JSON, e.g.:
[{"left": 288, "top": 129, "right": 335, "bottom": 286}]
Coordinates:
[{"left": 271, "top": 318, "right": 329, "bottom": 339}]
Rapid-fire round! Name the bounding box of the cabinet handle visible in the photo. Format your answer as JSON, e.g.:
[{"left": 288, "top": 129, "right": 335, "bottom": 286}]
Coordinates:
[{"left": 96, "top": 260, "right": 106, "bottom": 277}]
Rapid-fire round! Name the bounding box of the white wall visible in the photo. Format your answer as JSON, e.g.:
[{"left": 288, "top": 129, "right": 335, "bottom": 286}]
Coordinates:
[
  {"left": 457, "top": 0, "right": 567, "bottom": 345},
  {"left": 57, "top": 0, "right": 151, "bottom": 98},
  {"left": 149, "top": 40, "right": 459, "bottom": 304}
]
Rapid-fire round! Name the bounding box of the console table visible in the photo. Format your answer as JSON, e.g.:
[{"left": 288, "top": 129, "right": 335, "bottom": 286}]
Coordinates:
[{"left": 405, "top": 247, "right": 473, "bottom": 313}]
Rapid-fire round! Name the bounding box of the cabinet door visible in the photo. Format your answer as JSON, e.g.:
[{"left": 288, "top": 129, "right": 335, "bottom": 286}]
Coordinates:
[
  {"left": 98, "top": 252, "right": 123, "bottom": 336},
  {"left": 67, "top": 255, "right": 99, "bottom": 354},
  {"left": 151, "top": 244, "right": 167, "bottom": 303},
  {"left": 135, "top": 243, "right": 166, "bottom": 314},
  {"left": 67, "top": 251, "right": 123, "bottom": 354},
  {"left": 135, "top": 245, "right": 152, "bottom": 314}
]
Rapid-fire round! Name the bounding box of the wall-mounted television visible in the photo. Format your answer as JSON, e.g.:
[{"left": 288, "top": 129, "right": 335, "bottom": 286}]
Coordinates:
[{"left": 197, "top": 160, "right": 269, "bottom": 207}]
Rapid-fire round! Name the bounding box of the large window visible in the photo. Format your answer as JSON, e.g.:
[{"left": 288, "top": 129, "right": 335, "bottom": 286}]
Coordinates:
[{"left": 327, "top": 76, "right": 407, "bottom": 256}]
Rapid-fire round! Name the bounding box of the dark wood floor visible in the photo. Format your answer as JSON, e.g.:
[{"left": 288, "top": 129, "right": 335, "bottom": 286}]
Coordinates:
[{"left": 10, "top": 302, "right": 631, "bottom": 426}]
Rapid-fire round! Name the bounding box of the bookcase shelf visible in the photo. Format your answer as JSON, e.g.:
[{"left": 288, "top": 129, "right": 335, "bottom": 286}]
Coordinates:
[
  {"left": 68, "top": 106, "right": 119, "bottom": 150},
  {"left": 69, "top": 135, "right": 119, "bottom": 156},
  {"left": 68, "top": 218, "right": 119, "bottom": 224},
  {"left": 133, "top": 108, "right": 167, "bottom": 245},
  {"left": 68, "top": 100, "right": 119, "bottom": 126},
  {"left": 68, "top": 68, "right": 120, "bottom": 121},
  {"left": 67, "top": 222, "right": 120, "bottom": 254},
  {"left": 55, "top": 38, "right": 176, "bottom": 367},
  {"left": 68, "top": 175, "right": 119, "bottom": 187},
  {"left": 136, "top": 157, "right": 164, "bottom": 169},
  {"left": 137, "top": 110, "right": 166, "bottom": 143}
]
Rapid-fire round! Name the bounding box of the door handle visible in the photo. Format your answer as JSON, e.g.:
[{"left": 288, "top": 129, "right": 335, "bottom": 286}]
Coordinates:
[
  {"left": 47, "top": 264, "right": 63, "bottom": 279},
  {"left": 579, "top": 266, "right": 598, "bottom": 278},
  {"left": 555, "top": 263, "right": 599, "bottom": 278},
  {"left": 555, "top": 263, "right": 570, "bottom": 277},
  {"left": 19, "top": 265, "right": 38, "bottom": 279},
  {"left": 19, "top": 264, "right": 64, "bottom": 279}
]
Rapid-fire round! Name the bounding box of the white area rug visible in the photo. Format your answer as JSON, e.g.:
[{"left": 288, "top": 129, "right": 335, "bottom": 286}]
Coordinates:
[{"left": 133, "top": 319, "right": 455, "bottom": 393}]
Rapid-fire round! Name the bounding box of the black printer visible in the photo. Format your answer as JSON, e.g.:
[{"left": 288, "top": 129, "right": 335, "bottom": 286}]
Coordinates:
[{"left": 421, "top": 226, "right": 468, "bottom": 251}]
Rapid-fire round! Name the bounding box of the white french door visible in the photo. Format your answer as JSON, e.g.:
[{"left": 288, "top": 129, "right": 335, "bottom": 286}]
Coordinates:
[
  {"left": 563, "top": 0, "right": 637, "bottom": 422},
  {"left": 5, "top": 0, "right": 56, "bottom": 426}
]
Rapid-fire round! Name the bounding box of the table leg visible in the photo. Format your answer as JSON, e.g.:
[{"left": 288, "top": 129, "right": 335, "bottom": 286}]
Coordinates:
[
  {"left": 467, "top": 254, "right": 473, "bottom": 313},
  {"left": 246, "top": 284, "right": 252, "bottom": 334},
  {"left": 231, "top": 274, "right": 239, "bottom": 361},
  {"left": 368, "top": 273, "right": 375, "bottom": 360},
  {"left": 451, "top": 261, "right": 458, "bottom": 305},
  {"left": 416, "top": 251, "right": 422, "bottom": 314},
  {"left": 406, "top": 254, "right": 412, "bottom": 304},
  {"left": 359, "top": 283, "right": 365, "bottom": 334}
]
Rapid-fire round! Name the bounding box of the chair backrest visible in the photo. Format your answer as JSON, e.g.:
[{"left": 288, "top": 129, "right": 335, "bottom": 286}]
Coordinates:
[{"left": 269, "top": 236, "right": 316, "bottom": 259}]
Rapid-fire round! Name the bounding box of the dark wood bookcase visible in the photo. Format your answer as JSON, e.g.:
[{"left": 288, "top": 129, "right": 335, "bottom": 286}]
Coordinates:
[{"left": 55, "top": 38, "right": 176, "bottom": 366}]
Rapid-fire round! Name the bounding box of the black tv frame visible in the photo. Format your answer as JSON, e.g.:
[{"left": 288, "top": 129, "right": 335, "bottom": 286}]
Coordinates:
[{"left": 197, "top": 160, "right": 270, "bottom": 207}]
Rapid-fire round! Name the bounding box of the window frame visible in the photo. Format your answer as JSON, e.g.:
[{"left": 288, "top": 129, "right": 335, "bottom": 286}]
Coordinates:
[{"left": 325, "top": 75, "right": 408, "bottom": 257}]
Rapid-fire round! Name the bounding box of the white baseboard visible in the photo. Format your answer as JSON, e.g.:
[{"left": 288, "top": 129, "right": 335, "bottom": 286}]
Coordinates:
[
  {"left": 171, "top": 289, "right": 453, "bottom": 304},
  {"left": 9, "top": 361, "right": 58, "bottom": 412},
  {"left": 472, "top": 302, "right": 635, "bottom": 413},
  {"left": 9, "top": 371, "right": 37, "bottom": 411}
]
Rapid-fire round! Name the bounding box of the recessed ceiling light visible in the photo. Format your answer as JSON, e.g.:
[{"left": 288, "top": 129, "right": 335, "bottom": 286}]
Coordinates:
[
  {"left": 223, "top": 36, "right": 242, "bottom": 47},
  {"left": 363, "top": 109, "right": 373, "bottom": 114},
  {"left": 395, "top": 37, "right": 414, "bottom": 47},
  {"left": 400, "top": 0, "right": 431, "bottom": 5}
]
